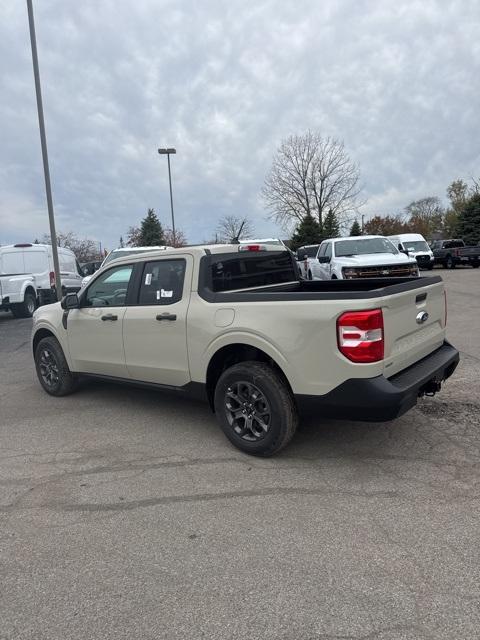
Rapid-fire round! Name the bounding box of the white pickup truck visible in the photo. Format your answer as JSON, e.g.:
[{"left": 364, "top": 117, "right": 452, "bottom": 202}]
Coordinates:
[
  {"left": 31, "top": 244, "right": 459, "bottom": 456},
  {"left": 305, "top": 236, "right": 419, "bottom": 280},
  {"left": 0, "top": 273, "right": 38, "bottom": 317}
]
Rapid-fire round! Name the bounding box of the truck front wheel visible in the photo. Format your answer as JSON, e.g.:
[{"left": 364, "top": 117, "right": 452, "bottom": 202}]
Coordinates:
[
  {"left": 214, "top": 361, "right": 298, "bottom": 456},
  {"left": 34, "top": 336, "right": 78, "bottom": 396}
]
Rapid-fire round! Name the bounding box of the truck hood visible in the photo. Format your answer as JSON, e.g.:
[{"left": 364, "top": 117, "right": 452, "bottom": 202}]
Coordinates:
[{"left": 338, "top": 253, "right": 416, "bottom": 266}]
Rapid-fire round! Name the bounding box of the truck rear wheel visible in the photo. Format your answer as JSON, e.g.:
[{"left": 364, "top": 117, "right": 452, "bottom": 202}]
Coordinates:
[
  {"left": 214, "top": 361, "right": 298, "bottom": 456},
  {"left": 34, "top": 336, "right": 78, "bottom": 396},
  {"left": 11, "top": 290, "right": 37, "bottom": 318}
]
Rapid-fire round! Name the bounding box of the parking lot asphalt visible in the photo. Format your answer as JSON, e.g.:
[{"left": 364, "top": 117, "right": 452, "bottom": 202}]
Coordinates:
[{"left": 1, "top": 269, "right": 479, "bottom": 640}]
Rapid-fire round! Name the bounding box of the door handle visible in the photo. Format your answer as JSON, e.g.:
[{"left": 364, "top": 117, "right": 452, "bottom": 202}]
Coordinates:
[
  {"left": 156, "top": 313, "right": 177, "bottom": 321},
  {"left": 101, "top": 314, "right": 118, "bottom": 321}
]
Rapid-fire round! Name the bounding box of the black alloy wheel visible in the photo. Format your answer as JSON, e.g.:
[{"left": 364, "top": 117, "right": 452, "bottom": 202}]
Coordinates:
[
  {"left": 38, "top": 347, "right": 59, "bottom": 389},
  {"left": 214, "top": 361, "right": 298, "bottom": 456},
  {"left": 224, "top": 381, "right": 271, "bottom": 442},
  {"left": 34, "top": 336, "right": 78, "bottom": 396}
]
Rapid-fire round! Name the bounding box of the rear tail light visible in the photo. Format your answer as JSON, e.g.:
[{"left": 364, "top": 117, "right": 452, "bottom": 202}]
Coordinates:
[
  {"left": 238, "top": 244, "right": 267, "bottom": 252},
  {"left": 49, "top": 271, "right": 55, "bottom": 288},
  {"left": 337, "top": 309, "right": 384, "bottom": 363}
]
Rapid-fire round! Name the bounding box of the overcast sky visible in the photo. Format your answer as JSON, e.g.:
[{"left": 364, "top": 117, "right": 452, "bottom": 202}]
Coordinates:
[{"left": 1, "top": 0, "right": 479, "bottom": 248}]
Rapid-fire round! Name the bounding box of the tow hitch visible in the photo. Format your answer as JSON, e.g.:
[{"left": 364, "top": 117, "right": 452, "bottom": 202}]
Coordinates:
[{"left": 420, "top": 379, "right": 442, "bottom": 397}]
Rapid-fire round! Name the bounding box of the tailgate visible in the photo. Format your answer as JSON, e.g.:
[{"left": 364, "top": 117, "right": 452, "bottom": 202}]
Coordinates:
[
  {"left": 382, "top": 280, "right": 446, "bottom": 377},
  {"left": 461, "top": 247, "right": 479, "bottom": 257}
]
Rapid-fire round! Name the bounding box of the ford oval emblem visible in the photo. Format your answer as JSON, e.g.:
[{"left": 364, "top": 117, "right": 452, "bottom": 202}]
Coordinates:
[{"left": 416, "top": 311, "right": 429, "bottom": 324}]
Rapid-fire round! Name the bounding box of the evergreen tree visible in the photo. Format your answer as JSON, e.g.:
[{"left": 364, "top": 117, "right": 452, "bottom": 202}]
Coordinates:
[
  {"left": 138, "top": 208, "right": 165, "bottom": 246},
  {"left": 457, "top": 193, "right": 480, "bottom": 245},
  {"left": 290, "top": 214, "right": 323, "bottom": 250},
  {"left": 323, "top": 208, "right": 340, "bottom": 238},
  {"left": 349, "top": 220, "right": 362, "bottom": 236}
]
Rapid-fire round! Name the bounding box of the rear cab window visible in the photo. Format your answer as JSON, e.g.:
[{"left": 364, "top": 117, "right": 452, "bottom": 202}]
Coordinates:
[{"left": 208, "top": 252, "right": 296, "bottom": 293}]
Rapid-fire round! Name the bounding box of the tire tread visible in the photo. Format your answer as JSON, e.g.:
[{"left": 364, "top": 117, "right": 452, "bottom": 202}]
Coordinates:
[{"left": 214, "top": 361, "right": 298, "bottom": 456}]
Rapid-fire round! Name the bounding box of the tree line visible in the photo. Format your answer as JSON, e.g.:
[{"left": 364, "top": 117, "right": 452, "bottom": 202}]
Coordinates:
[
  {"left": 362, "top": 179, "right": 480, "bottom": 244},
  {"left": 261, "top": 130, "right": 480, "bottom": 249},
  {"left": 35, "top": 129, "right": 480, "bottom": 259}
]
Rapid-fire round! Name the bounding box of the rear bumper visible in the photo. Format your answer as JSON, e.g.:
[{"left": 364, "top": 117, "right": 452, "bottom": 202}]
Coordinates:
[{"left": 295, "top": 341, "right": 459, "bottom": 422}]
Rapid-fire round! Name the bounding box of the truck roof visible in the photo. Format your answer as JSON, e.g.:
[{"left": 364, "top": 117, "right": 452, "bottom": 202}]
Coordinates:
[
  {"left": 325, "top": 235, "right": 387, "bottom": 243},
  {"left": 103, "top": 243, "right": 286, "bottom": 266}
]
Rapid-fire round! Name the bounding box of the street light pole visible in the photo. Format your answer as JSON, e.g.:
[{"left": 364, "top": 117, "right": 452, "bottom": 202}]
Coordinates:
[
  {"left": 158, "top": 147, "right": 176, "bottom": 245},
  {"left": 26, "top": 0, "right": 61, "bottom": 300}
]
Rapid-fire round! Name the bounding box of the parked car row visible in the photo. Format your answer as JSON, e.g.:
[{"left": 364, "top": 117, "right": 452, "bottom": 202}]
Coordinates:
[
  {"left": 296, "top": 234, "right": 480, "bottom": 280},
  {"left": 297, "top": 235, "right": 420, "bottom": 280}
]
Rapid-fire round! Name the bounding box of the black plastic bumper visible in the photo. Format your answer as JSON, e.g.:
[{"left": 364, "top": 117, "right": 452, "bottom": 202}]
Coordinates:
[{"left": 295, "top": 341, "right": 459, "bottom": 422}]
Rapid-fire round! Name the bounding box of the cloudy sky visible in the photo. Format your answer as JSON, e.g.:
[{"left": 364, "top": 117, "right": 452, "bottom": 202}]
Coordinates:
[{"left": 1, "top": 0, "right": 479, "bottom": 249}]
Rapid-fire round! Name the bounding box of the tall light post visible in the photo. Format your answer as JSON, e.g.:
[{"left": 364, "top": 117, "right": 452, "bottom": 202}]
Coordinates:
[
  {"left": 26, "top": 0, "right": 61, "bottom": 299},
  {"left": 158, "top": 147, "right": 176, "bottom": 245}
]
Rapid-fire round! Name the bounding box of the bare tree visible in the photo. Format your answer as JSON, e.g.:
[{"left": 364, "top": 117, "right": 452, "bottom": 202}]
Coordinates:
[
  {"left": 405, "top": 197, "right": 444, "bottom": 238},
  {"left": 126, "top": 226, "right": 141, "bottom": 247},
  {"left": 164, "top": 227, "right": 187, "bottom": 247},
  {"left": 41, "top": 231, "right": 100, "bottom": 263},
  {"left": 216, "top": 216, "right": 254, "bottom": 243},
  {"left": 262, "top": 132, "right": 363, "bottom": 230}
]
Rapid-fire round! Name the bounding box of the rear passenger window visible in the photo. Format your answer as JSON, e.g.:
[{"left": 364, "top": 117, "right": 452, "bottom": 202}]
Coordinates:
[
  {"left": 138, "top": 260, "right": 186, "bottom": 305},
  {"left": 210, "top": 253, "right": 295, "bottom": 292}
]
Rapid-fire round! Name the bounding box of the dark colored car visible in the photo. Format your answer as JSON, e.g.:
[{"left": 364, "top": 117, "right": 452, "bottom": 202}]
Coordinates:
[{"left": 431, "top": 240, "right": 480, "bottom": 269}]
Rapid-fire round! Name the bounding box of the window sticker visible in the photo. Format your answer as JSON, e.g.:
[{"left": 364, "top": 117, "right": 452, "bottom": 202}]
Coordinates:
[
  {"left": 161, "top": 289, "right": 173, "bottom": 298},
  {"left": 145, "top": 273, "right": 152, "bottom": 285}
]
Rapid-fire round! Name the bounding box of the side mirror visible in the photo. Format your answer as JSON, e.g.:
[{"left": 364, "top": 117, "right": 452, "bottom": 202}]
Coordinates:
[
  {"left": 61, "top": 292, "right": 79, "bottom": 310},
  {"left": 318, "top": 255, "right": 331, "bottom": 263}
]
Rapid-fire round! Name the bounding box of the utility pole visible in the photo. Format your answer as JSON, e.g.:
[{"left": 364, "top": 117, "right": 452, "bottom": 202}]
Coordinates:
[
  {"left": 26, "top": 0, "right": 61, "bottom": 299},
  {"left": 158, "top": 148, "right": 177, "bottom": 246},
  {"left": 361, "top": 214, "right": 365, "bottom": 234}
]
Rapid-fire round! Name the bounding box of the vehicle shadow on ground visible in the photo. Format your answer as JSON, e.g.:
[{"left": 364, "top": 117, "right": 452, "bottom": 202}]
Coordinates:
[{"left": 75, "top": 378, "right": 443, "bottom": 464}]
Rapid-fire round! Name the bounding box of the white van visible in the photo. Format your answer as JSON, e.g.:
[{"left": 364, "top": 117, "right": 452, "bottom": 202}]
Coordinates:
[
  {"left": 387, "top": 234, "right": 434, "bottom": 270},
  {"left": 0, "top": 243, "right": 82, "bottom": 306}
]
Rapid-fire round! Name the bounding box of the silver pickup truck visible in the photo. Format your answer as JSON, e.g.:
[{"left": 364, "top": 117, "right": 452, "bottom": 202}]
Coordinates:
[{"left": 31, "top": 244, "right": 459, "bottom": 456}]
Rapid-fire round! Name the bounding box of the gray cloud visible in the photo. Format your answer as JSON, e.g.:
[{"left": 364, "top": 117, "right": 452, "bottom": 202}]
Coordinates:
[{"left": 1, "top": 0, "right": 479, "bottom": 247}]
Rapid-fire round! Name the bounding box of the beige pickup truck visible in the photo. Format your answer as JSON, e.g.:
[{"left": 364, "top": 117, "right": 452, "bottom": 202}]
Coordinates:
[{"left": 32, "top": 243, "right": 459, "bottom": 456}]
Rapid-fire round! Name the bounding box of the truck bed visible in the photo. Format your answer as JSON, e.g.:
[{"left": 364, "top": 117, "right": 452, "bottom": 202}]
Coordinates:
[{"left": 200, "top": 276, "right": 441, "bottom": 302}]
